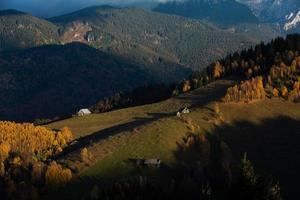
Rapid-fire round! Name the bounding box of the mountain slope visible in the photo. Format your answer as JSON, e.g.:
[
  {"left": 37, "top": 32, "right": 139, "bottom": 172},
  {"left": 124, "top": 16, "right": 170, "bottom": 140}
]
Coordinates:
[
  {"left": 0, "top": 6, "right": 278, "bottom": 122},
  {"left": 0, "top": 43, "right": 189, "bottom": 121},
  {"left": 47, "top": 80, "right": 300, "bottom": 200},
  {"left": 0, "top": 6, "right": 280, "bottom": 70},
  {"left": 46, "top": 34, "right": 300, "bottom": 199},
  {"left": 153, "top": 0, "right": 259, "bottom": 26},
  {"left": 239, "top": 0, "right": 300, "bottom": 22},
  {"left": 284, "top": 10, "right": 300, "bottom": 32},
  {"left": 50, "top": 6, "right": 274, "bottom": 71},
  {"left": 0, "top": 9, "right": 59, "bottom": 50},
  {"left": 238, "top": 0, "right": 300, "bottom": 32}
]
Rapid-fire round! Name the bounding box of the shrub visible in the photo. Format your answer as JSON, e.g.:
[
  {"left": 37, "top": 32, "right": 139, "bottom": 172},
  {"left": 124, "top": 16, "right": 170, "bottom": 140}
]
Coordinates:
[
  {"left": 80, "top": 148, "right": 93, "bottom": 163},
  {"left": 213, "top": 103, "right": 220, "bottom": 114},
  {"left": 272, "top": 88, "right": 279, "bottom": 97},
  {"left": 0, "top": 143, "right": 11, "bottom": 161},
  {"left": 281, "top": 86, "right": 288, "bottom": 98}
]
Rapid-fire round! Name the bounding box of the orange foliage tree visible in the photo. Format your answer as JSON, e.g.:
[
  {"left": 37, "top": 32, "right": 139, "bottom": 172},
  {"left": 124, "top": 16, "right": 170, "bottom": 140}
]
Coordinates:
[
  {"left": 45, "top": 161, "right": 72, "bottom": 189},
  {"left": 223, "top": 76, "right": 266, "bottom": 103},
  {"left": 0, "top": 121, "right": 75, "bottom": 198}
]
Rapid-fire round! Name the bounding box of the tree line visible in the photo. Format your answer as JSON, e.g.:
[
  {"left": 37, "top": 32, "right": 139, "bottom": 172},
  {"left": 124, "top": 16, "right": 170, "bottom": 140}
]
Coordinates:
[{"left": 91, "top": 34, "right": 300, "bottom": 113}]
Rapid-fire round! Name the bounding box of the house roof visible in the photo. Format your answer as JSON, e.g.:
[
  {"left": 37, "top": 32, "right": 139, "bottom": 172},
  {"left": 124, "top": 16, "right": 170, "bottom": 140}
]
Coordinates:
[{"left": 78, "top": 109, "right": 91, "bottom": 114}]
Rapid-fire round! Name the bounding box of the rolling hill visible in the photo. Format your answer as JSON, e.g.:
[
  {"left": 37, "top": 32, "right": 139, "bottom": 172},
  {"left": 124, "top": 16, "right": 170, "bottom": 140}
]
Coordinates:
[{"left": 47, "top": 79, "right": 300, "bottom": 200}]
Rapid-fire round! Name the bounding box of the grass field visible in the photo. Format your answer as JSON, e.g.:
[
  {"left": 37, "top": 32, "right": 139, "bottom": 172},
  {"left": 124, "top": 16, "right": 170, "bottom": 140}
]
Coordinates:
[{"left": 46, "top": 80, "right": 300, "bottom": 199}]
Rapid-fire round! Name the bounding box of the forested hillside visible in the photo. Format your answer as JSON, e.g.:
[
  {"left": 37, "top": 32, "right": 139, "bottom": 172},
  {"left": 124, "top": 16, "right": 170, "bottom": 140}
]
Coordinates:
[
  {"left": 0, "top": 10, "right": 59, "bottom": 50},
  {"left": 0, "top": 43, "right": 189, "bottom": 122},
  {"left": 0, "top": 6, "right": 282, "bottom": 122},
  {"left": 0, "top": 6, "right": 279, "bottom": 71},
  {"left": 50, "top": 6, "right": 274, "bottom": 71},
  {"left": 176, "top": 34, "right": 300, "bottom": 102},
  {"left": 92, "top": 34, "right": 300, "bottom": 113}
]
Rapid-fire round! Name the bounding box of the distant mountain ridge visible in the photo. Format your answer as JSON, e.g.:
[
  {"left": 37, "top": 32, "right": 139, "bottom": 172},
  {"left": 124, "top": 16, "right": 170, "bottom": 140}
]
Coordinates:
[
  {"left": 237, "top": 0, "right": 300, "bottom": 32},
  {"left": 0, "top": 6, "right": 277, "bottom": 71},
  {"left": 153, "top": 0, "right": 259, "bottom": 26},
  {"left": 51, "top": 6, "right": 264, "bottom": 71},
  {"left": 153, "top": 0, "right": 300, "bottom": 32}
]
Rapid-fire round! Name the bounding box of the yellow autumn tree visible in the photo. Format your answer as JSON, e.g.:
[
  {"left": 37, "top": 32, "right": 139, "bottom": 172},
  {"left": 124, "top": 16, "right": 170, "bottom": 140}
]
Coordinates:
[
  {"left": 281, "top": 86, "right": 288, "bottom": 98},
  {"left": 182, "top": 80, "right": 191, "bottom": 93},
  {"left": 213, "top": 103, "right": 220, "bottom": 114},
  {"left": 223, "top": 76, "right": 265, "bottom": 103},
  {"left": 288, "top": 81, "right": 300, "bottom": 102},
  {"left": 45, "top": 161, "right": 72, "bottom": 189},
  {"left": 31, "top": 161, "right": 46, "bottom": 184},
  {"left": 0, "top": 162, "right": 5, "bottom": 177},
  {"left": 0, "top": 121, "right": 73, "bottom": 158},
  {"left": 212, "top": 61, "right": 223, "bottom": 79},
  {"left": 0, "top": 121, "right": 74, "bottom": 198},
  {"left": 80, "top": 148, "right": 93, "bottom": 163},
  {"left": 272, "top": 88, "right": 279, "bottom": 97},
  {"left": 0, "top": 143, "right": 11, "bottom": 161}
]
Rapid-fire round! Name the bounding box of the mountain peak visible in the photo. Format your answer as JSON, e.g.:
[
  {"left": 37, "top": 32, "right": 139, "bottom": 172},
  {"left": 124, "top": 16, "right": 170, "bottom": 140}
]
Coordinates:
[{"left": 284, "top": 10, "right": 300, "bottom": 31}]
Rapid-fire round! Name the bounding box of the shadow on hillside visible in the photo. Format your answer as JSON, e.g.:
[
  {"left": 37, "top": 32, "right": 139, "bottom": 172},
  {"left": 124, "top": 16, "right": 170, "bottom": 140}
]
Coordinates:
[
  {"left": 0, "top": 42, "right": 192, "bottom": 122},
  {"left": 58, "top": 115, "right": 300, "bottom": 200},
  {"left": 212, "top": 115, "right": 300, "bottom": 200},
  {"left": 176, "top": 79, "right": 234, "bottom": 108},
  {"left": 55, "top": 112, "right": 175, "bottom": 159},
  {"left": 173, "top": 115, "right": 300, "bottom": 199}
]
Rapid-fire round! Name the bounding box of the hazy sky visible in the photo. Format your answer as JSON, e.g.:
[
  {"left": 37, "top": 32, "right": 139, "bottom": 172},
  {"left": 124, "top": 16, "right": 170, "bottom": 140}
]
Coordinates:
[{"left": 0, "top": 0, "right": 173, "bottom": 17}]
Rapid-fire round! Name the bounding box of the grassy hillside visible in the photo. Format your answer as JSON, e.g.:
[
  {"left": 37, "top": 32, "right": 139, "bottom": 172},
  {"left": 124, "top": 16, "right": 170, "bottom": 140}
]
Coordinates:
[
  {"left": 47, "top": 79, "right": 300, "bottom": 199},
  {"left": 0, "top": 9, "right": 59, "bottom": 50},
  {"left": 0, "top": 43, "right": 191, "bottom": 122}
]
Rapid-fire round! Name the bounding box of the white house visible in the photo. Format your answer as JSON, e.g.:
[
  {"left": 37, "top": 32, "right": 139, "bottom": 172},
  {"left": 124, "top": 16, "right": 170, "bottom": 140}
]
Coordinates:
[
  {"left": 144, "top": 159, "right": 161, "bottom": 168},
  {"left": 77, "top": 109, "right": 92, "bottom": 116},
  {"left": 181, "top": 107, "right": 190, "bottom": 114}
]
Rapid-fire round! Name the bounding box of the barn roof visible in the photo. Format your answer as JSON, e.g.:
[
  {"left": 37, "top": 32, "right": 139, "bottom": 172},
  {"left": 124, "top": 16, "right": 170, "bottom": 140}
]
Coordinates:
[{"left": 78, "top": 108, "right": 91, "bottom": 114}]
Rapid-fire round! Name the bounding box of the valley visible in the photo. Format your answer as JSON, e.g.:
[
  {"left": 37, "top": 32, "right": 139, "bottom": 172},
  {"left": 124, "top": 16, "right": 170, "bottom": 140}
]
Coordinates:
[{"left": 0, "top": 5, "right": 281, "bottom": 122}]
